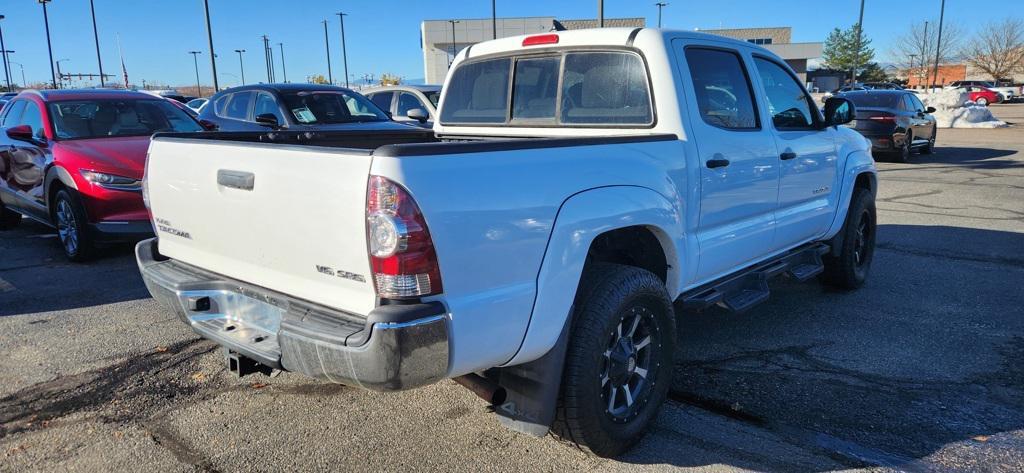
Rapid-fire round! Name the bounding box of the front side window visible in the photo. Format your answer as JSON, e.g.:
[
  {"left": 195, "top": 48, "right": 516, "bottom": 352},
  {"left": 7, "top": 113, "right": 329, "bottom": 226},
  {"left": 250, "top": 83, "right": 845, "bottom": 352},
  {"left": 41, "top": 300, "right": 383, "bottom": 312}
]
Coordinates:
[
  {"left": 253, "top": 92, "right": 284, "bottom": 124},
  {"left": 20, "top": 101, "right": 45, "bottom": 139},
  {"left": 369, "top": 91, "right": 393, "bottom": 112},
  {"left": 753, "top": 57, "right": 816, "bottom": 129},
  {"left": 224, "top": 91, "right": 254, "bottom": 120},
  {"left": 2, "top": 100, "right": 27, "bottom": 127},
  {"left": 48, "top": 99, "right": 202, "bottom": 140},
  {"left": 440, "top": 58, "right": 511, "bottom": 124},
  {"left": 280, "top": 90, "right": 389, "bottom": 124},
  {"left": 396, "top": 92, "right": 425, "bottom": 117},
  {"left": 685, "top": 48, "right": 758, "bottom": 130}
]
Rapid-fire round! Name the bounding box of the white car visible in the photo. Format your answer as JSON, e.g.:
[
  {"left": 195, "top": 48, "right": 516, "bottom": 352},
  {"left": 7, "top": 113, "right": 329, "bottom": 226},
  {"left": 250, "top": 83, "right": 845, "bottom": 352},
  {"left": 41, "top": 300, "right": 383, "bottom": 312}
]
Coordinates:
[
  {"left": 137, "top": 28, "right": 876, "bottom": 457},
  {"left": 363, "top": 84, "right": 441, "bottom": 128},
  {"left": 185, "top": 97, "right": 208, "bottom": 113}
]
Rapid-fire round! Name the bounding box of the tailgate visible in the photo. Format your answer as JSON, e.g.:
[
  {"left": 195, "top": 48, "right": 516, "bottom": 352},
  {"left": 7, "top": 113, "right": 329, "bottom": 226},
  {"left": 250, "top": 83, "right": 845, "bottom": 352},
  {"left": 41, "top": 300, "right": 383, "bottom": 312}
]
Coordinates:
[{"left": 145, "top": 138, "right": 376, "bottom": 316}]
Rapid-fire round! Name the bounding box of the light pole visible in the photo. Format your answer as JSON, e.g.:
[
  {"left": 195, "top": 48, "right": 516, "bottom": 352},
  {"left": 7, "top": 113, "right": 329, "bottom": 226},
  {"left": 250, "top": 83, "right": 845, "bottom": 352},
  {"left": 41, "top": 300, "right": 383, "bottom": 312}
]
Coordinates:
[
  {"left": 260, "top": 35, "right": 272, "bottom": 83},
  {"left": 88, "top": 0, "right": 105, "bottom": 87},
  {"left": 0, "top": 15, "right": 11, "bottom": 91},
  {"left": 234, "top": 49, "right": 246, "bottom": 85},
  {"left": 202, "top": 0, "right": 219, "bottom": 92},
  {"left": 39, "top": 0, "right": 58, "bottom": 89},
  {"left": 322, "top": 20, "right": 333, "bottom": 84},
  {"left": 189, "top": 51, "right": 202, "bottom": 96},
  {"left": 655, "top": 2, "right": 668, "bottom": 28},
  {"left": 56, "top": 58, "right": 70, "bottom": 89},
  {"left": 10, "top": 61, "right": 25, "bottom": 89},
  {"left": 491, "top": 0, "right": 497, "bottom": 40},
  {"left": 598, "top": 0, "right": 604, "bottom": 28},
  {"left": 277, "top": 43, "right": 287, "bottom": 83},
  {"left": 447, "top": 20, "right": 460, "bottom": 67},
  {"left": 851, "top": 0, "right": 865, "bottom": 84},
  {"left": 336, "top": 12, "right": 349, "bottom": 88},
  {"left": 932, "top": 0, "right": 946, "bottom": 90}
]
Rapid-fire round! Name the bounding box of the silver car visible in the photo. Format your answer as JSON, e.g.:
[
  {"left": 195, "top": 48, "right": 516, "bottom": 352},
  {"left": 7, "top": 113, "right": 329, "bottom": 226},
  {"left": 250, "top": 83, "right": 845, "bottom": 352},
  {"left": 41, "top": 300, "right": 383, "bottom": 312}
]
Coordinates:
[{"left": 363, "top": 84, "right": 441, "bottom": 128}]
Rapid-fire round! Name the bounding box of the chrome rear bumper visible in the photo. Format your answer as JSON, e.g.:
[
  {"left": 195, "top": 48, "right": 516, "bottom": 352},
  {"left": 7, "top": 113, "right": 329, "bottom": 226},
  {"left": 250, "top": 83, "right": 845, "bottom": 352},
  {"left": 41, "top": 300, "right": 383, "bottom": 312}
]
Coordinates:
[{"left": 135, "top": 238, "right": 450, "bottom": 391}]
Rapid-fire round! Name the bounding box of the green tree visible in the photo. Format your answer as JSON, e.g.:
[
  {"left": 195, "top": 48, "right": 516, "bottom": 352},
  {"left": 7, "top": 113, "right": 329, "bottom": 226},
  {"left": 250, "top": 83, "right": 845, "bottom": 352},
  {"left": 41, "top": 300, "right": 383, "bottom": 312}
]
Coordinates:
[
  {"left": 856, "top": 62, "right": 889, "bottom": 82},
  {"left": 822, "top": 23, "right": 875, "bottom": 77}
]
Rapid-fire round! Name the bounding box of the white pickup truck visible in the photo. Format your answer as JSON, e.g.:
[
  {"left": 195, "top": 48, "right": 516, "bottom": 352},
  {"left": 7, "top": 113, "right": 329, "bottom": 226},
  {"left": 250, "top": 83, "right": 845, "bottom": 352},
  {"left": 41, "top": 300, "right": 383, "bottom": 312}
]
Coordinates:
[{"left": 137, "top": 28, "right": 877, "bottom": 456}]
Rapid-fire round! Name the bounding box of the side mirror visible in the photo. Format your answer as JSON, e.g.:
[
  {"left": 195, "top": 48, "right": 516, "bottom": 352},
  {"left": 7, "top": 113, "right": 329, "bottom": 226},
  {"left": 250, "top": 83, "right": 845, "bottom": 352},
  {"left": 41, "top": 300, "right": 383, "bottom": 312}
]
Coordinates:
[
  {"left": 255, "top": 113, "right": 280, "bottom": 128},
  {"left": 925, "top": 106, "right": 936, "bottom": 114},
  {"left": 406, "top": 108, "right": 429, "bottom": 124},
  {"left": 823, "top": 97, "right": 855, "bottom": 127},
  {"left": 198, "top": 119, "right": 219, "bottom": 131},
  {"left": 6, "top": 124, "right": 36, "bottom": 143}
]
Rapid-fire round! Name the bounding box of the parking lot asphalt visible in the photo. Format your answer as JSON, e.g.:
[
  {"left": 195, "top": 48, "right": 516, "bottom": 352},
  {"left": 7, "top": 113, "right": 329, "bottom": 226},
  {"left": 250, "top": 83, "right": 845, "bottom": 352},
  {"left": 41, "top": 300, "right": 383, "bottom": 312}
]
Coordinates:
[{"left": 2, "top": 106, "right": 1023, "bottom": 472}]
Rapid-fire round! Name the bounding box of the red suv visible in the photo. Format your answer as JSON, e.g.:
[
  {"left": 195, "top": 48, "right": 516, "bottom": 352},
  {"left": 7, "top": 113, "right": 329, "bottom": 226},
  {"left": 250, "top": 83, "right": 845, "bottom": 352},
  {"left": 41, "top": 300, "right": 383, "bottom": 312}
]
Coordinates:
[{"left": 0, "top": 89, "right": 202, "bottom": 260}]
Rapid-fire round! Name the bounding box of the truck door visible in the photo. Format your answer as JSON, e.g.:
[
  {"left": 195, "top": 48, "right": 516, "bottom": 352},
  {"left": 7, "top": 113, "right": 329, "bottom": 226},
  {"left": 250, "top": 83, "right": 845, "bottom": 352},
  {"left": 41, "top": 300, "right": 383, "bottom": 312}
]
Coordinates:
[
  {"left": 749, "top": 56, "right": 839, "bottom": 250},
  {"left": 673, "top": 41, "right": 781, "bottom": 281}
]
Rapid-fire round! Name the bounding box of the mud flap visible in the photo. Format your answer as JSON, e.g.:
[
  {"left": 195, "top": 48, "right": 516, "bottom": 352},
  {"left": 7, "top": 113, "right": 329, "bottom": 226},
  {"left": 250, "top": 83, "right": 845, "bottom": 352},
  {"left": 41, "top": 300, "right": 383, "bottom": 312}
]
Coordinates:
[{"left": 493, "top": 316, "right": 571, "bottom": 437}]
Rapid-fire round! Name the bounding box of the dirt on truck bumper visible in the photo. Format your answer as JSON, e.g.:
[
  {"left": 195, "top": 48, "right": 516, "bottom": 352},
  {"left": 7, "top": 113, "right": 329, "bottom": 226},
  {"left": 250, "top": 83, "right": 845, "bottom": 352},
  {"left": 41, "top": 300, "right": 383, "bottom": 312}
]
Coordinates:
[{"left": 135, "top": 238, "right": 450, "bottom": 391}]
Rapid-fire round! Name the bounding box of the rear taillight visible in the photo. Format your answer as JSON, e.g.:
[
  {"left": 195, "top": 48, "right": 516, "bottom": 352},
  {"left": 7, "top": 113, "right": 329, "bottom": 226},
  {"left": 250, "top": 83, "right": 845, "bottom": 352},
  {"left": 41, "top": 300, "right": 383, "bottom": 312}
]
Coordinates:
[
  {"left": 366, "top": 176, "right": 442, "bottom": 299},
  {"left": 868, "top": 116, "right": 895, "bottom": 123}
]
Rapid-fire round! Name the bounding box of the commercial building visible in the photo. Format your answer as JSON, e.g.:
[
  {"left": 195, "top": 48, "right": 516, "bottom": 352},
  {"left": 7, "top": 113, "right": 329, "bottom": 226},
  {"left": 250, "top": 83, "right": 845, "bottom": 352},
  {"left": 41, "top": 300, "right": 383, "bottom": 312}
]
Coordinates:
[
  {"left": 698, "top": 27, "right": 823, "bottom": 84},
  {"left": 420, "top": 17, "right": 644, "bottom": 84}
]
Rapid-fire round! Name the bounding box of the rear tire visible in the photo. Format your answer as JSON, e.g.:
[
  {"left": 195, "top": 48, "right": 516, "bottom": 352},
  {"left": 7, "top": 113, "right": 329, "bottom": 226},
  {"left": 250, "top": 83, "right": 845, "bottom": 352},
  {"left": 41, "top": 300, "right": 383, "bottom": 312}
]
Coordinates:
[
  {"left": 976, "top": 97, "right": 989, "bottom": 106},
  {"left": 552, "top": 263, "right": 675, "bottom": 457},
  {"left": 0, "top": 202, "right": 22, "bottom": 230},
  {"left": 822, "top": 188, "right": 876, "bottom": 290},
  {"left": 920, "top": 126, "right": 936, "bottom": 155},
  {"left": 52, "top": 189, "right": 95, "bottom": 262}
]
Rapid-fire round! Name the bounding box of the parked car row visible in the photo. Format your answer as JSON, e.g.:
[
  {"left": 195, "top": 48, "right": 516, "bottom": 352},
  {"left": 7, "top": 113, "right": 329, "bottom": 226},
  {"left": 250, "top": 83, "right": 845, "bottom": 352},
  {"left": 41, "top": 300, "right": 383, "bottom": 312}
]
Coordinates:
[{"left": 0, "top": 81, "right": 438, "bottom": 259}]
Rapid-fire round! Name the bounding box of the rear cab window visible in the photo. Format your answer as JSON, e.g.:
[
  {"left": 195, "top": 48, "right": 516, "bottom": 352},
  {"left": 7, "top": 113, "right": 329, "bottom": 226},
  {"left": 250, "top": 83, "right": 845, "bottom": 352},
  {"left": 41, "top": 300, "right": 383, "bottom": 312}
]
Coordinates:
[{"left": 439, "top": 50, "right": 653, "bottom": 127}]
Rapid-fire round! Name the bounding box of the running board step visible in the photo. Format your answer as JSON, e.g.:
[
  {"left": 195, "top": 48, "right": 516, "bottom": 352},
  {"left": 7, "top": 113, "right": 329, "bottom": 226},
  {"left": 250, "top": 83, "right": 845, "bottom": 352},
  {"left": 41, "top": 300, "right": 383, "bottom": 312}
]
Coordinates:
[{"left": 679, "top": 243, "right": 829, "bottom": 313}]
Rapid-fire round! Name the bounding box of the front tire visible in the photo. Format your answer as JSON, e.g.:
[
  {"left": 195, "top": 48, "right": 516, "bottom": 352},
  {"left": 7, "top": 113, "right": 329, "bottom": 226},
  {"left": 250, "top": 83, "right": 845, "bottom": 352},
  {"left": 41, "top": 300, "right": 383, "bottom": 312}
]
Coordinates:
[
  {"left": 891, "top": 132, "right": 911, "bottom": 163},
  {"left": 552, "top": 263, "right": 675, "bottom": 457},
  {"left": 822, "top": 188, "right": 876, "bottom": 289},
  {"left": 52, "top": 189, "right": 95, "bottom": 262}
]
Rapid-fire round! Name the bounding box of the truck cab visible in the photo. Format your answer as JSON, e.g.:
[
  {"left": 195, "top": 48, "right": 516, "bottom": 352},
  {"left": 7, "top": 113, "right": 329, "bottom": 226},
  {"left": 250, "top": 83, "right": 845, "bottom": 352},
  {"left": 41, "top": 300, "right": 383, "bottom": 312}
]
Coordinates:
[{"left": 136, "top": 28, "right": 876, "bottom": 457}]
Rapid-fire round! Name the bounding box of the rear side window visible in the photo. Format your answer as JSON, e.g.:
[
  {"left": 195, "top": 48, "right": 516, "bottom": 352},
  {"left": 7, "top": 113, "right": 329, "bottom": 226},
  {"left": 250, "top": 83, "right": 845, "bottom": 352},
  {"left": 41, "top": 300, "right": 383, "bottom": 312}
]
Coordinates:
[
  {"left": 213, "top": 94, "right": 230, "bottom": 116},
  {"left": 684, "top": 48, "right": 758, "bottom": 130},
  {"left": 369, "top": 92, "right": 393, "bottom": 112},
  {"left": 224, "top": 91, "right": 254, "bottom": 120},
  {"left": 560, "top": 52, "right": 652, "bottom": 124},
  {"left": 440, "top": 58, "right": 511, "bottom": 124}
]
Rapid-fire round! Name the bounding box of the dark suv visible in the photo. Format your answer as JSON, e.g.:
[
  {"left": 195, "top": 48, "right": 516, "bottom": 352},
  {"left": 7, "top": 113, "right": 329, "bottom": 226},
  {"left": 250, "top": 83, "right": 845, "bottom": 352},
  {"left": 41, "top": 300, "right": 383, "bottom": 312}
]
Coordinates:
[
  {"left": 840, "top": 90, "right": 937, "bottom": 163},
  {"left": 197, "top": 84, "right": 412, "bottom": 132}
]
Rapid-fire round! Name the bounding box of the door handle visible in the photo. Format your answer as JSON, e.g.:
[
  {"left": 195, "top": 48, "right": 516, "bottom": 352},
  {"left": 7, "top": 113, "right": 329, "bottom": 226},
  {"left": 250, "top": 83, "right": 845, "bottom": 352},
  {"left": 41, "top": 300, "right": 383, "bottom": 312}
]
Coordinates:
[
  {"left": 780, "top": 151, "right": 798, "bottom": 160},
  {"left": 217, "top": 169, "right": 255, "bottom": 190},
  {"left": 706, "top": 157, "right": 730, "bottom": 169}
]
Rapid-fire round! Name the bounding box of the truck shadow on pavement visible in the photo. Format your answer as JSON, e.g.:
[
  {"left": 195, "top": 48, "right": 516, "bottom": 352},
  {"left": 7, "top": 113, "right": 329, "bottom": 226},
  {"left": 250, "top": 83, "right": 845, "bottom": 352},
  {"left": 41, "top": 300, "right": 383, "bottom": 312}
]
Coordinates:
[
  {"left": 623, "top": 224, "right": 1024, "bottom": 470},
  {"left": 902, "top": 146, "right": 1021, "bottom": 170}
]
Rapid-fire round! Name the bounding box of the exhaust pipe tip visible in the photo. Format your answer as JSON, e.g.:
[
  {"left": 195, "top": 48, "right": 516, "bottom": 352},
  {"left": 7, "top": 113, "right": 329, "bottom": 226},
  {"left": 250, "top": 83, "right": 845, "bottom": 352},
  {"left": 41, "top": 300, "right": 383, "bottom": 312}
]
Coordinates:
[{"left": 454, "top": 373, "right": 507, "bottom": 406}]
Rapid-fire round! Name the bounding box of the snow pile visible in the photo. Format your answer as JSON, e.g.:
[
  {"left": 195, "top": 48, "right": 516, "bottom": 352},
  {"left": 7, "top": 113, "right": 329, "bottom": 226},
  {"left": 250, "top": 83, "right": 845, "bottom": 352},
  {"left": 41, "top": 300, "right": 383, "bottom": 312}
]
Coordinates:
[{"left": 916, "top": 88, "right": 1007, "bottom": 128}]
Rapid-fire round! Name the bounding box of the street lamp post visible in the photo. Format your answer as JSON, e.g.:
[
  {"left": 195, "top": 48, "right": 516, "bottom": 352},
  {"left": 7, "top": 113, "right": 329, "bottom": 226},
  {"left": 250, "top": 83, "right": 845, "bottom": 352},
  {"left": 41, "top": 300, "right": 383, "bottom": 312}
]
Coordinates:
[
  {"left": 851, "top": 0, "right": 865, "bottom": 84},
  {"left": 336, "top": 12, "right": 349, "bottom": 88},
  {"left": 10, "top": 61, "right": 25, "bottom": 89},
  {"left": 189, "top": 51, "right": 202, "bottom": 96},
  {"left": 0, "top": 15, "right": 11, "bottom": 91},
  {"left": 322, "top": 20, "right": 333, "bottom": 84},
  {"left": 931, "top": 0, "right": 946, "bottom": 90},
  {"left": 655, "top": 2, "right": 668, "bottom": 28},
  {"left": 56, "top": 58, "right": 70, "bottom": 89},
  {"left": 203, "top": 0, "right": 219, "bottom": 92},
  {"left": 88, "top": 0, "right": 105, "bottom": 87},
  {"left": 277, "top": 43, "right": 286, "bottom": 83},
  {"left": 491, "top": 0, "right": 497, "bottom": 40},
  {"left": 447, "top": 20, "right": 460, "bottom": 67},
  {"left": 39, "top": 0, "right": 58, "bottom": 89},
  {"left": 234, "top": 49, "right": 246, "bottom": 85},
  {"left": 598, "top": 0, "right": 604, "bottom": 27}
]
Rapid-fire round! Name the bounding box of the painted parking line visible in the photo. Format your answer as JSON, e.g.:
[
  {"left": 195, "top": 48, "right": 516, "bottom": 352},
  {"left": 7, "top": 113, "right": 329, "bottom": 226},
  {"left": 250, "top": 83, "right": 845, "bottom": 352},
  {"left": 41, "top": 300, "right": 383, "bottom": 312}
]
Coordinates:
[{"left": 0, "top": 276, "right": 15, "bottom": 293}]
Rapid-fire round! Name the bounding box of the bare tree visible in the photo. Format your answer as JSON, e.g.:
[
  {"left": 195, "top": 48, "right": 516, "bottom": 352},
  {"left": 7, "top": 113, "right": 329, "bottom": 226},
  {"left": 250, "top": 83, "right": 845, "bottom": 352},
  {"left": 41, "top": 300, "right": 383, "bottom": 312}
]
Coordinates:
[
  {"left": 962, "top": 18, "right": 1024, "bottom": 82},
  {"left": 889, "top": 20, "right": 963, "bottom": 83}
]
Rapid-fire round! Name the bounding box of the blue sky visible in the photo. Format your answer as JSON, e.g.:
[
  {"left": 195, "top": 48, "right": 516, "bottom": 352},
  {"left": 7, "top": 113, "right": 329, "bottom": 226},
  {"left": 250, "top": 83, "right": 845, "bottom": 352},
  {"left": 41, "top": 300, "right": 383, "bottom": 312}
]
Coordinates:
[{"left": 0, "top": 0, "right": 992, "bottom": 89}]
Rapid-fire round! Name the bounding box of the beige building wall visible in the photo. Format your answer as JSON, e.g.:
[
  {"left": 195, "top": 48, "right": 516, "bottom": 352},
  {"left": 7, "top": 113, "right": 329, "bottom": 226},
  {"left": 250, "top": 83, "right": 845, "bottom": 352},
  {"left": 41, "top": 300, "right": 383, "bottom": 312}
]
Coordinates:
[{"left": 699, "top": 27, "right": 792, "bottom": 44}]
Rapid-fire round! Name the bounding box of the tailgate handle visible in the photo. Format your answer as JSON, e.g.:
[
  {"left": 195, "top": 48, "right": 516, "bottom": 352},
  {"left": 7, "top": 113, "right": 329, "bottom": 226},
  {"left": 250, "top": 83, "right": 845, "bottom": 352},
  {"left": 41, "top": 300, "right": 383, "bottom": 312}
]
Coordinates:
[{"left": 217, "top": 170, "right": 255, "bottom": 191}]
